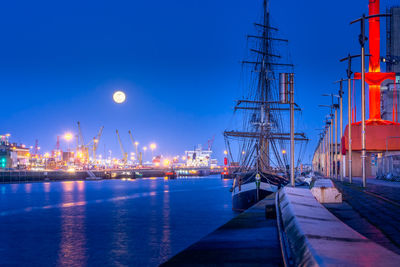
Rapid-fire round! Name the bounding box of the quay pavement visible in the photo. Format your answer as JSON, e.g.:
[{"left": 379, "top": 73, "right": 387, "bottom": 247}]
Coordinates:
[{"left": 328, "top": 177, "right": 400, "bottom": 255}]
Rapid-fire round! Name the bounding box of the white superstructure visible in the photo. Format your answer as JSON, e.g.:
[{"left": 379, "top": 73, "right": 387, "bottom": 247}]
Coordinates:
[{"left": 185, "top": 145, "right": 214, "bottom": 167}]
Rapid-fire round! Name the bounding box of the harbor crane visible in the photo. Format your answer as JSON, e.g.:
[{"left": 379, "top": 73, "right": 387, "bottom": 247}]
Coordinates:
[
  {"left": 116, "top": 130, "right": 128, "bottom": 164},
  {"left": 207, "top": 135, "right": 215, "bottom": 151},
  {"left": 77, "top": 122, "right": 104, "bottom": 163},
  {"left": 77, "top": 121, "right": 89, "bottom": 162},
  {"left": 93, "top": 126, "right": 104, "bottom": 161},
  {"left": 128, "top": 130, "right": 142, "bottom": 165}
]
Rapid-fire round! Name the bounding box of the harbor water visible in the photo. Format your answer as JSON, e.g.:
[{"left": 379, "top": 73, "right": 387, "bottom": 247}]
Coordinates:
[{"left": 0, "top": 175, "right": 235, "bottom": 266}]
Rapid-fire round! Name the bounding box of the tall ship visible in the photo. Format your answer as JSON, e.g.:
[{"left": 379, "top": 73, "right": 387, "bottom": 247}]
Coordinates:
[{"left": 224, "top": 0, "right": 308, "bottom": 211}]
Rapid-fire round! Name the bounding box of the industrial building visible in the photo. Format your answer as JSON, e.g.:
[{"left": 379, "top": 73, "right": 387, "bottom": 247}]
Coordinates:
[
  {"left": 381, "top": 6, "right": 400, "bottom": 121},
  {"left": 313, "top": 4, "right": 400, "bottom": 178},
  {"left": 0, "top": 134, "right": 30, "bottom": 169}
]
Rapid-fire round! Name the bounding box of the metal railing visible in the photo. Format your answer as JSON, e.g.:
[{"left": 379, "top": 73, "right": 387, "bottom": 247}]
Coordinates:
[{"left": 377, "top": 154, "right": 400, "bottom": 181}]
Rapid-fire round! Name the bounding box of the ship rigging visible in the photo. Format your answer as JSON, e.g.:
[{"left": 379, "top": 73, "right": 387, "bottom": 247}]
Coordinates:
[{"left": 224, "top": 0, "right": 308, "bottom": 211}]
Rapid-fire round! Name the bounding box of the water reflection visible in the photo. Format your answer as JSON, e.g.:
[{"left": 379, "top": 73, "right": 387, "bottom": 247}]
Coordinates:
[
  {"left": 43, "top": 182, "right": 51, "bottom": 193},
  {"left": 0, "top": 176, "right": 234, "bottom": 266},
  {"left": 160, "top": 183, "right": 171, "bottom": 263},
  {"left": 57, "top": 181, "right": 87, "bottom": 266},
  {"left": 24, "top": 183, "right": 32, "bottom": 193},
  {"left": 11, "top": 184, "right": 18, "bottom": 193},
  {"left": 150, "top": 179, "right": 157, "bottom": 190},
  {"left": 110, "top": 199, "right": 129, "bottom": 265}
]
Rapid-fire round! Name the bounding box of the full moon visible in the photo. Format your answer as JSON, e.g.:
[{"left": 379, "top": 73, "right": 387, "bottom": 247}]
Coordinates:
[{"left": 113, "top": 91, "right": 126, "bottom": 104}]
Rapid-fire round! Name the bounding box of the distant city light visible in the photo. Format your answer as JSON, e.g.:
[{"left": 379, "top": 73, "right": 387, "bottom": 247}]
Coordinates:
[{"left": 113, "top": 91, "right": 126, "bottom": 104}]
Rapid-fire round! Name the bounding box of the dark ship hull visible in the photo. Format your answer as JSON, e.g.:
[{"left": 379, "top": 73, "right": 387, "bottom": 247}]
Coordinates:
[{"left": 232, "top": 172, "right": 287, "bottom": 212}]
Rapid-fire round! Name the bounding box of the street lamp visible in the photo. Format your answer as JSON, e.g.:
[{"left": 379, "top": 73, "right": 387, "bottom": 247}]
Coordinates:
[
  {"left": 322, "top": 95, "right": 340, "bottom": 180},
  {"left": 150, "top": 143, "right": 156, "bottom": 159},
  {"left": 64, "top": 133, "right": 73, "bottom": 141},
  {"left": 44, "top": 152, "right": 50, "bottom": 170},
  {"left": 319, "top": 105, "right": 335, "bottom": 178},
  {"left": 339, "top": 54, "right": 370, "bottom": 184},
  {"left": 350, "top": 11, "right": 391, "bottom": 187},
  {"left": 143, "top": 146, "right": 148, "bottom": 162},
  {"left": 134, "top": 141, "right": 139, "bottom": 164},
  {"left": 63, "top": 132, "right": 73, "bottom": 153},
  {"left": 333, "top": 79, "right": 346, "bottom": 181},
  {"left": 321, "top": 115, "right": 333, "bottom": 177}
]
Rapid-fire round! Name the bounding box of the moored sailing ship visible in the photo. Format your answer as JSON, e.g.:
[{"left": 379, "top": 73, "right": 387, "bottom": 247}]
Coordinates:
[{"left": 224, "top": 0, "right": 308, "bottom": 211}]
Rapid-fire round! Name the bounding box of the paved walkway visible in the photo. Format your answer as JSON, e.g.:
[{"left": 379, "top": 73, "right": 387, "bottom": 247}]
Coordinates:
[
  {"left": 343, "top": 177, "right": 400, "bottom": 188},
  {"left": 328, "top": 179, "right": 400, "bottom": 255}
]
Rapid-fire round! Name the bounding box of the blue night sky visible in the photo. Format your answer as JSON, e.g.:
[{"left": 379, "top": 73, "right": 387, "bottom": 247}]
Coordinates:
[{"left": 0, "top": 0, "right": 397, "bottom": 163}]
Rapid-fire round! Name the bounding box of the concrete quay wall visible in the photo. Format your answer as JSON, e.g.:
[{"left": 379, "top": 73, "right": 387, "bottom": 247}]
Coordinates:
[
  {"left": 0, "top": 167, "right": 216, "bottom": 183},
  {"left": 278, "top": 186, "right": 400, "bottom": 266}
]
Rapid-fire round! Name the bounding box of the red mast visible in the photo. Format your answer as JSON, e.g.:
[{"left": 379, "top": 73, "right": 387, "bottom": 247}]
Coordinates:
[{"left": 354, "top": 0, "right": 396, "bottom": 122}]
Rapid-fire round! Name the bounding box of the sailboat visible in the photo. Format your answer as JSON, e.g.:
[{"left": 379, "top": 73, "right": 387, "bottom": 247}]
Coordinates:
[{"left": 224, "top": 0, "right": 308, "bottom": 212}]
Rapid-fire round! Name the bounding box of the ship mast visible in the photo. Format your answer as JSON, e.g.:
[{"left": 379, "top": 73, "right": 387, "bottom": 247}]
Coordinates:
[
  {"left": 258, "top": 0, "right": 270, "bottom": 172},
  {"left": 223, "top": 0, "right": 308, "bottom": 175}
]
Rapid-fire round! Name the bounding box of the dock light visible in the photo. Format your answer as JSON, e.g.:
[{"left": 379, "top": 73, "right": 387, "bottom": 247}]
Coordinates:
[
  {"left": 150, "top": 143, "right": 156, "bottom": 150},
  {"left": 282, "top": 150, "right": 286, "bottom": 154},
  {"left": 44, "top": 153, "right": 50, "bottom": 158},
  {"left": 64, "top": 133, "right": 73, "bottom": 141},
  {"left": 224, "top": 150, "right": 228, "bottom": 155},
  {"left": 143, "top": 146, "right": 147, "bottom": 151},
  {"left": 135, "top": 141, "right": 139, "bottom": 146},
  {"left": 163, "top": 159, "right": 170, "bottom": 166},
  {"left": 113, "top": 91, "right": 126, "bottom": 104}
]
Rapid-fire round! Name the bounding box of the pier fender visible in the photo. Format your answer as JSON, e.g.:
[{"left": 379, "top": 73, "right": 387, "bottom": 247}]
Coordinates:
[{"left": 310, "top": 179, "right": 342, "bottom": 204}]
